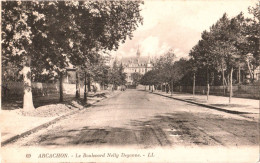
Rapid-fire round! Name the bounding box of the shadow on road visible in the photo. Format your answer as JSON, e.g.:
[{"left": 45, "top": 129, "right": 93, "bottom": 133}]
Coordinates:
[{"left": 23, "top": 111, "right": 258, "bottom": 147}]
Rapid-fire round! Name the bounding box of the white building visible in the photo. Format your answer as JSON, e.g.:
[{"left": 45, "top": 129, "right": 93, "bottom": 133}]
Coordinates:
[{"left": 121, "top": 48, "right": 153, "bottom": 85}]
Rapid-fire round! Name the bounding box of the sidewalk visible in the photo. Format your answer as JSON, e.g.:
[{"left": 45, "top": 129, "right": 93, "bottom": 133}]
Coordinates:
[
  {"left": 0, "top": 90, "right": 120, "bottom": 145},
  {"left": 150, "top": 90, "right": 259, "bottom": 121}
]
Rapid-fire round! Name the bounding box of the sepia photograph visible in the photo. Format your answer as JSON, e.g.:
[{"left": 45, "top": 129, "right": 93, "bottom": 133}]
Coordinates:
[{"left": 1, "top": 0, "right": 260, "bottom": 162}]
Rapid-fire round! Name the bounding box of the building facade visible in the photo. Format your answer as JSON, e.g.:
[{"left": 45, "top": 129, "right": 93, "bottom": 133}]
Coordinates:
[
  {"left": 121, "top": 48, "right": 153, "bottom": 85},
  {"left": 254, "top": 66, "right": 260, "bottom": 81}
]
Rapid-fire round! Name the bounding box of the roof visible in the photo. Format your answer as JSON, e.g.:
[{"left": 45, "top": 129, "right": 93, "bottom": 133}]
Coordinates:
[{"left": 120, "top": 56, "right": 151, "bottom": 65}]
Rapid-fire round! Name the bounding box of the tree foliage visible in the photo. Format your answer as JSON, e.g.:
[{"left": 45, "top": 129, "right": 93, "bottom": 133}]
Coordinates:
[
  {"left": 2, "top": 1, "right": 143, "bottom": 110},
  {"left": 108, "top": 61, "right": 127, "bottom": 88},
  {"left": 131, "top": 72, "right": 143, "bottom": 86},
  {"left": 141, "top": 3, "right": 259, "bottom": 101}
]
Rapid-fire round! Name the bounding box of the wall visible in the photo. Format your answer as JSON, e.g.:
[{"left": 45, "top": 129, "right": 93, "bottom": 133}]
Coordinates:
[
  {"left": 2, "top": 81, "right": 104, "bottom": 99},
  {"left": 2, "top": 82, "right": 75, "bottom": 98}
]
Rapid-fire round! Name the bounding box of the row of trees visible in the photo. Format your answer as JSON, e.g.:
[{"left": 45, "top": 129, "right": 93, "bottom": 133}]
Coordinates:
[
  {"left": 108, "top": 61, "right": 127, "bottom": 89},
  {"left": 140, "top": 3, "right": 259, "bottom": 103},
  {"left": 2, "top": 1, "right": 142, "bottom": 111},
  {"left": 74, "top": 56, "right": 127, "bottom": 102},
  {"left": 140, "top": 50, "right": 190, "bottom": 94},
  {"left": 131, "top": 72, "right": 143, "bottom": 86}
]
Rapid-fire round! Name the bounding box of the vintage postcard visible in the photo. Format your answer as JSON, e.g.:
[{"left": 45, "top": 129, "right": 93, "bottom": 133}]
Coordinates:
[{"left": 1, "top": 0, "right": 259, "bottom": 162}]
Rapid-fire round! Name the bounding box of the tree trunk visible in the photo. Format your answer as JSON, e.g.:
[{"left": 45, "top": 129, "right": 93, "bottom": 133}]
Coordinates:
[
  {"left": 207, "top": 67, "right": 209, "bottom": 101},
  {"left": 87, "top": 75, "right": 91, "bottom": 92},
  {"left": 193, "top": 73, "right": 196, "bottom": 96},
  {"left": 75, "top": 71, "right": 80, "bottom": 99},
  {"left": 222, "top": 69, "right": 225, "bottom": 96},
  {"left": 59, "top": 72, "right": 63, "bottom": 102},
  {"left": 161, "top": 83, "right": 163, "bottom": 92},
  {"left": 22, "top": 55, "right": 35, "bottom": 111},
  {"left": 207, "top": 84, "right": 210, "bottom": 101},
  {"left": 227, "top": 74, "right": 230, "bottom": 88},
  {"left": 211, "top": 72, "right": 215, "bottom": 85},
  {"left": 84, "top": 72, "right": 87, "bottom": 104},
  {"left": 229, "top": 67, "right": 233, "bottom": 103},
  {"left": 246, "top": 59, "right": 254, "bottom": 82},
  {"left": 112, "top": 81, "right": 114, "bottom": 91},
  {"left": 171, "top": 80, "right": 173, "bottom": 96},
  {"left": 238, "top": 65, "right": 241, "bottom": 84},
  {"left": 224, "top": 77, "right": 228, "bottom": 86},
  {"left": 164, "top": 83, "right": 167, "bottom": 93}
]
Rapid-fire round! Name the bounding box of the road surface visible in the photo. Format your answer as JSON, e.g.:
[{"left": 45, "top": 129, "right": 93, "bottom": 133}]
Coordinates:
[{"left": 9, "top": 89, "right": 258, "bottom": 148}]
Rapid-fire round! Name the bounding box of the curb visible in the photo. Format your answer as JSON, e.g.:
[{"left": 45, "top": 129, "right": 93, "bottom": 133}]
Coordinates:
[
  {"left": 151, "top": 91, "right": 256, "bottom": 120},
  {"left": 1, "top": 91, "right": 121, "bottom": 146}
]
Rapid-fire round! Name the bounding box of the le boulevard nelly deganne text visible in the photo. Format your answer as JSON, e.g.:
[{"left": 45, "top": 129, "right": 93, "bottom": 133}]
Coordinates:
[{"left": 37, "top": 152, "right": 155, "bottom": 159}]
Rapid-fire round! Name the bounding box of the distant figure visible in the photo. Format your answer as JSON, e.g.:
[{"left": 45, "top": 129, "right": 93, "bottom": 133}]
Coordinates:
[
  {"left": 93, "top": 86, "right": 97, "bottom": 93},
  {"left": 121, "top": 85, "right": 126, "bottom": 91}
]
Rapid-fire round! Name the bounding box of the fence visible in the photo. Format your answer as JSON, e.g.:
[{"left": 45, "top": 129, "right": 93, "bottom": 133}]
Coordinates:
[
  {"left": 171, "top": 85, "right": 260, "bottom": 99},
  {"left": 1, "top": 82, "right": 87, "bottom": 99},
  {"left": 1, "top": 81, "right": 106, "bottom": 99}
]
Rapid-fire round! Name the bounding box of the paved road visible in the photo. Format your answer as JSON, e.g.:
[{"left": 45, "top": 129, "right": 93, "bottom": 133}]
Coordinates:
[{"left": 10, "top": 90, "right": 258, "bottom": 148}]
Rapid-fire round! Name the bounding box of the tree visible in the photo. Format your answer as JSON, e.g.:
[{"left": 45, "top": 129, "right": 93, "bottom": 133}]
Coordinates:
[
  {"left": 154, "top": 49, "right": 176, "bottom": 92},
  {"left": 189, "top": 12, "right": 249, "bottom": 103},
  {"left": 2, "top": 1, "right": 143, "bottom": 110},
  {"left": 91, "top": 56, "right": 110, "bottom": 90},
  {"left": 108, "top": 61, "right": 127, "bottom": 90},
  {"left": 189, "top": 30, "right": 217, "bottom": 101},
  {"left": 209, "top": 14, "right": 231, "bottom": 95},
  {"left": 170, "top": 58, "right": 192, "bottom": 94},
  {"left": 131, "top": 72, "right": 143, "bottom": 86},
  {"left": 242, "top": 4, "right": 260, "bottom": 82},
  {"left": 140, "top": 69, "right": 159, "bottom": 87},
  {"left": 2, "top": 2, "right": 48, "bottom": 111},
  {"left": 118, "top": 63, "right": 127, "bottom": 86},
  {"left": 213, "top": 13, "right": 246, "bottom": 103},
  {"left": 186, "top": 56, "right": 198, "bottom": 96}
]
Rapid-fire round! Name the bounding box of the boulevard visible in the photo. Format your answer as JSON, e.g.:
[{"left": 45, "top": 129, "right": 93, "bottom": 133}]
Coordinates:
[{"left": 9, "top": 89, "right": 258, "bottom": 147}]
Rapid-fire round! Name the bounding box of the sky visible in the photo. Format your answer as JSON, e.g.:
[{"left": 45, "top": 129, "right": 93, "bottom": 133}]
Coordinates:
[{"left": 112, "top": 0, "right": 258, "bottom": 60}]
